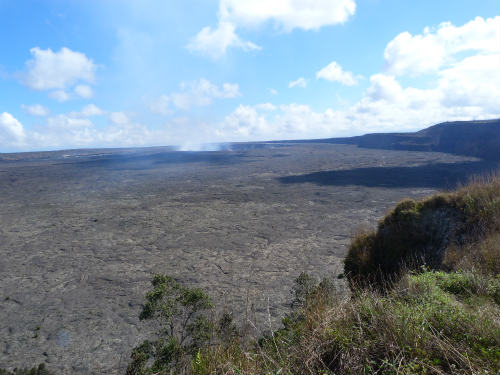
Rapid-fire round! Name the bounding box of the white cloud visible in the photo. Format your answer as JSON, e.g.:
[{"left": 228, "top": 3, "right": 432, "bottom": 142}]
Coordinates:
[
  {"left": 219, "top": 50, "right": 499, "bottom": 141},
  {"left": 109, "top": 112, "right": 130, "bottom": 125},
  {"left": 221, "top": 104, "right": 270, "bottom": 137},
  {"left": 152, "top": 79, "right": 240, "bottom": 112},
  {"left": 0, "top": 112, "right": 26, "bottom": 145},
  {"left": 187, "top": 21, "right": 260, "bottom": 60},
  {"left": 189, "top": 0, "right": 355, "bottom": 58},
  {"left": 171, "top": 78, "right": 241, "bottom": 110},
  {"left": 4, "top": 15, "right": 498, "bottom": 151},
  {"left": 95, "top": 122, "right": 154, "bottom": 147},
  {"left": 21, "top": 104, "right": 50, "bottom": 116},
  {"left": 269, "top": 88, "right": 278, "bottom": 95},
  {"left": 74, "top": 84, "right": 93, "bottom": 99},
  {"left": 365, "top": 74, "right": 403, "bottom": 102},
  {"left": 219, "top": 0, "right": 356, "bottom": 31},
  {"left": 67, "top": 104, "right": 105, "bottom": 118},
  {"left": 288, "top": 77, "right": 307, "bottom": 88},
  {"left": 21, "top": 47, "right": 96, "bottom": 91},
  {"left": 48, "top": 90, "right": 71, "bottom": 102},
  {"left": 80, "top": 104, "right": 105, "bottom": 117},
  {"left": 219, "top": 82, "right": 241, "bottom": 98},
  {"left": 437, "top": 54, "right": 499, "bottom": 111},
  {"left": 47, "top": 114, "right": 94, "bottom": 129},
  {"left": 385, "top": 16, "right": 500, "bottom": 76},
  {"left": 23, "top": 108, "right": 165, "bottom": 150},
  {"left": 316, "top": 61, "right": 360, "bottom": 85},
  {"left": 27, "top": 110, "right": 158, "bottom": 150},
  {"left": 219, "top": 102, "right": 347, "bottom": 140},
  {"left": 255, "top": 102, "right": 276, "bottom": 111}
]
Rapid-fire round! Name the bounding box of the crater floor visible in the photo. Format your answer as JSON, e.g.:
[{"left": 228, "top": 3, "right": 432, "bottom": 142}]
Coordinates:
[{"left": 0, "top": 143, "right": 496, "bottom": 374}]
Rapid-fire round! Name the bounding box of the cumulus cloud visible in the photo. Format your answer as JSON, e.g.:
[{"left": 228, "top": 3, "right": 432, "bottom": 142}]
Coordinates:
[
  {"left": 5, "top": 16, "right": 498, "bottom": 151},
  {"left": 288, "top": 77, "right": 307, "bottom": 88},
  {"left": 187, "top": 21, "right": 260, "bottom": 60},
  {"left": 189, "top": 0, "right": 356, "bottom": 58},
  {"left": 81, "top": 104, "right": 105, "bottom": 117},
  {"left": 384, "top": 16, "right": 499, "bottom": 76},
  {"left": 21, "top": 47, "right": 96, "bottom": 90},
  {"left": 316, "top": 61, "right": 360, "bottom": 85},
  {"left": 437, "top": 53, "right": 499, "bottom": 111},
  {"left": 255, "top": 102, "right": 276, "bottom": 111},
  {"left": 47, "top": 114, "right": 94, "bottom": 129},
  {"left": 27, "top": 111, "right": 157, "bottom": 150},
  {"left": 151, "top": 79, "right": 240, "bottom": 113},
  {"left": 219, "top": 102, "right": 346, "bottom": 140},
  {"left": 221, "top": 104, "right": 269, "bottom": 137},
  {"left": 21, "top": 104, "right": 50, "bottom": 116},
  {"left": 0, "top": 112, "right": 26, "bottom": 146},
  {"left": 69, "top": 104, "right": 105, "bottom": 118},
  {"left": 48, "top": 90, "right": 71, "bottom": 102},
  {"left": 365, "top": 74, "right": 403, "bottom": 102},
  {"left": 219, "top": 45, "right": 499, "bottom": 141},
  {"left": 74, "top": 84, "right": 93, "bottom": 99},
  {"left": 109, "top": 112, "right": 130, "bottom": 125}
]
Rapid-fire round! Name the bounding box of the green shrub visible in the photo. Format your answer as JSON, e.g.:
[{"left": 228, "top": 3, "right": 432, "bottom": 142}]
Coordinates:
[
  {"left": 345, "top": 173, "right": 500, "bottom": 288},
  {"left": 126, "top": 274, "right": 214, "bottom": 375},
  {"left": 192, "top": 269, "right": 500, "bottom": 374}
]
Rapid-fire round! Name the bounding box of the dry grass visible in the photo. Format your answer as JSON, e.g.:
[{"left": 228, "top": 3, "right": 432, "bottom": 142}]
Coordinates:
[{"left": 193, "top": 268, "right": 500, "bottom": 375}]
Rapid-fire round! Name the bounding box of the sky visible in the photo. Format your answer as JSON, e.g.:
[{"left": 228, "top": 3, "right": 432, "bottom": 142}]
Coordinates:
[{"left": 0, "top": 0, "right": 499, "bottom": 152}]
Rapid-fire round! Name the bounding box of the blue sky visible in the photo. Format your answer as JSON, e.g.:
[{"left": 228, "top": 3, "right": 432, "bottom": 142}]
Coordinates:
[{"left": 0, "top": 0, "right": 499, "bottom": 151}]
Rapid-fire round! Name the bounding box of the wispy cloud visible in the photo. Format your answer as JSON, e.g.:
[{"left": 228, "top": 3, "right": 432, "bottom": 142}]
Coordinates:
[
  {"left": 150, "top": 79, "right": 241, "bottom": 113},
  {"left": 288, "top": 77, "right": 307, "bottom": 88}
]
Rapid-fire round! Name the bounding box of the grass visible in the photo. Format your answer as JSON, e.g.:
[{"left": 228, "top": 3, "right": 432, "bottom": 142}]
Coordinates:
[
  {"left": 192, "top": 269, "right": 500, "bottom": 375},
  {"left": 187, "top": 172, "right": 500, "bottom": 375}
]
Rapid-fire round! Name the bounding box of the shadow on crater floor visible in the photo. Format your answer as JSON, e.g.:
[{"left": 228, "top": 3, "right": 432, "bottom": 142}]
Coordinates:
[{"left": 278, "top": 161, "right": 498, "bottom": 189}]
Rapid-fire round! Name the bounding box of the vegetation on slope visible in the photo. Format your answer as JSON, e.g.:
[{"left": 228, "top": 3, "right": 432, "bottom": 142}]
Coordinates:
[
  {"left": 125, "top": 173, "right": 500, "bottom": 374},
  {"left": 184, "top": 270, "right": 499, "bottom": 375},
  {"left": 345, "top": 173, "right": 500, "bottom": 288}
]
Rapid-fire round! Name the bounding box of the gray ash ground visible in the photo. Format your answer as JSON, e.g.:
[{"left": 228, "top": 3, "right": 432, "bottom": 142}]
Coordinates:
[{"left": 0, "top": 143, "right": 497, "bottom": 374}]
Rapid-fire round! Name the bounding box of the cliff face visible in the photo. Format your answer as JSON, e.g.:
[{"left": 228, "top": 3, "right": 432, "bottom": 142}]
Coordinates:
[
  {"left": 327, "top": 119, "right": 500, "bottom": 161},
  {"left": 419, "top": 120, "right": 500, "bottom": 160}
]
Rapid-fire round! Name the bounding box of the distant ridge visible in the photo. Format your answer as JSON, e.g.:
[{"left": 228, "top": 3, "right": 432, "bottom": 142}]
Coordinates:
[{"left": 278, "top": 119, "right": 500, "bottom": 161}]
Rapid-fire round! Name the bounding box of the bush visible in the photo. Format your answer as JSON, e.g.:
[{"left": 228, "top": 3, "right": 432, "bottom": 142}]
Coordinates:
[
  {"left": 344, "top": 172, "right": 500, "bottom": 288},
  {"left": 190, "top": 268, "right": 500, "bottom": 374},
  {"left": 126, "top": 274, "right": 214, "bottom": 375}
]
